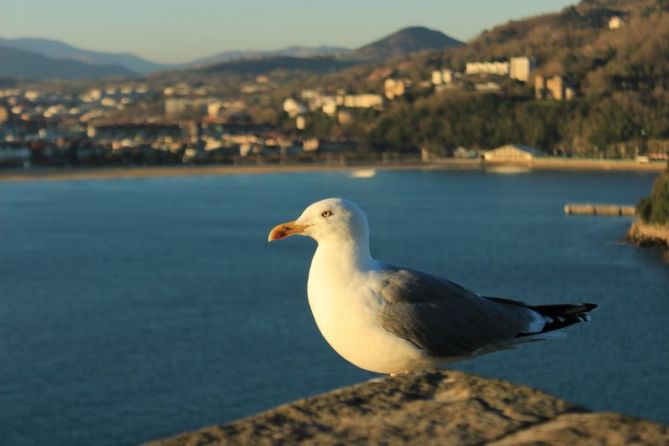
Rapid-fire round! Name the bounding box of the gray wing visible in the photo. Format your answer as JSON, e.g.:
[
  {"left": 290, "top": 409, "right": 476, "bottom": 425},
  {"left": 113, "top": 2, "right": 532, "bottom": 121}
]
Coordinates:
[{"left": 377, "top": 265, "right": 539, "bottom": 357}]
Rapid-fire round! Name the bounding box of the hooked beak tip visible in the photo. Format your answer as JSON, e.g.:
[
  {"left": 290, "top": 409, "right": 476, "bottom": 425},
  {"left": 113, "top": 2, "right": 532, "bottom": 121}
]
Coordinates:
[{"left": 268, "top": 221, "right": 308, "bottom": 243}]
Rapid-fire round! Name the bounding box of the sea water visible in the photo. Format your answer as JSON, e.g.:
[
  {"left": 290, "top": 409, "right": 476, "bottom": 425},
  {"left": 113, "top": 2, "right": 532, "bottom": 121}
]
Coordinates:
[{"left": 1, "top": 170, "right": 667, "bottom": 446}]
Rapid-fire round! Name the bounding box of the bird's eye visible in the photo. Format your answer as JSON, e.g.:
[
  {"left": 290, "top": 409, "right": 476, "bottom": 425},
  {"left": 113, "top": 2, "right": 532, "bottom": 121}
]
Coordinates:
[{"left": 321, "top": 210, "right": 333, "bottom": 218}]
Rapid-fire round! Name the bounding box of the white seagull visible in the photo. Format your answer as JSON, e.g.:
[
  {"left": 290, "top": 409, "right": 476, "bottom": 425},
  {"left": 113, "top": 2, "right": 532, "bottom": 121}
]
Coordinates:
[{"left": 268, "top": 198, "right": 596, "bottom": 374}]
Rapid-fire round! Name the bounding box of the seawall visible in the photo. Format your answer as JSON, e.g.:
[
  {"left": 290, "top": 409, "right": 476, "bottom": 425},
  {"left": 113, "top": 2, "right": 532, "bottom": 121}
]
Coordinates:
[{"left": 145, "top": 370, "right": 668, "bottom": 446}]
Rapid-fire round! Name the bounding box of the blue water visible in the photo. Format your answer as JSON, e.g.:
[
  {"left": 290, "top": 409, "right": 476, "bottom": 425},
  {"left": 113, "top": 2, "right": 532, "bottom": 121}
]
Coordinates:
[{"left": 1, "top": 170, "right": 667, "bottom": 446}]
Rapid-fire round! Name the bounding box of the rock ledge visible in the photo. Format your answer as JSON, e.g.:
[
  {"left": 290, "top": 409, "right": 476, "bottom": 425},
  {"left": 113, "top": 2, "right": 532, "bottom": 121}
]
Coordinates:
[
  {"left": 146, "top": 370, "right": 668, "bottom": 446},
  {"left": 627, "top": 219, "right": 669, "bottom": 262}
]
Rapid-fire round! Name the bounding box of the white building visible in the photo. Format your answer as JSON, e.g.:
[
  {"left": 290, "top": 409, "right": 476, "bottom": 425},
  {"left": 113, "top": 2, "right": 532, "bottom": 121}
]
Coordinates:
[
  {"left": 466, "top": 61, "right": 510, "bottom": 76},
  {"left": 509, "top": 57, "right": 535, "bottom": 83},
  {"left": 321, "top": 98, "right": 337, "bottom": 116},
  {"left": 431, "top": 69, "right": 454, "bottom": 85},
  {"left": 282, "top": 98, "right": 307, "bottom": 118},
  {"left": 208, "top": 102, "right": 224, "bottom": 118},
  {"left": 442, "top": 69, "right": 454, "bottom": 84},
  {"left": 609, "top": 16, "right": 625, "bottom": 30},
  {"left": 384, "top": 79, "right": 406, "bottom": 100},
  {"left": 340, "top": 94, "right": 384, "bottom": 109},
  {"left": 432, "top": 70, "right": 444, "bottom": 85},
  {"left": 483, "top": 144, "right": 544, "bottom": 162},
  {"left": 303, "top": 138, "right": 320, "bottom": 151}
]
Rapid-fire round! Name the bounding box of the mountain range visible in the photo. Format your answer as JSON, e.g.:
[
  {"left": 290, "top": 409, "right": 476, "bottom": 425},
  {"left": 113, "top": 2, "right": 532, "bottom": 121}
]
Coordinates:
[
  {"left": 188, "top": 45, "right": 350, "bottom": 68},
  {"left": 0, "top": 46, "right": 135, "bottom": 80},
  {"left": 0, "top": 27, "right": 462, "bottom": 80},
  {"left": 0, "top": 37, "right": 165, "bottom": 74}
]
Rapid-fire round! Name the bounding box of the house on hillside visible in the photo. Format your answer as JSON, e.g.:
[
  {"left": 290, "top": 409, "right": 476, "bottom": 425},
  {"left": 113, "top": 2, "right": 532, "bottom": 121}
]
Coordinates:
[
  {"left": 509, "top": 57, "right": 535, "bottom": 83},
  {"left": 465, "top": 61, "right": 510, "bottom": 76},
  {"left": 482, "top": 144, "right": 544, "bottom": 162},
  {"left": 609, "top": 16, "right": 625, "bottom": 30},
  {"left": 384, "top": 78, "right": 407, "bottom": 100},
  {"left": 432, "top": 69, "right": 454, "bottom": 85},
  {"left": 339, "top": 94, "right": 384, "bottom": 109},
  {"left": 535, "top": 75, "right": 575, "bottom": 101}
]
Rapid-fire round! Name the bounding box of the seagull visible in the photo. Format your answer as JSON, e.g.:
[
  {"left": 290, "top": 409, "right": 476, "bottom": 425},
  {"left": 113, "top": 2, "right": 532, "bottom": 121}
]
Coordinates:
[{"left": 268, "top": 198, "right": 596, "bottom": 374}]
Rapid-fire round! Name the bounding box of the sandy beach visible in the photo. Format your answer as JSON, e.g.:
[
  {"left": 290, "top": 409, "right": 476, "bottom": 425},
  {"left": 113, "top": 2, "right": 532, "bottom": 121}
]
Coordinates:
[{"left": 0, "top": 158, "right": 664, "bottom": 183}]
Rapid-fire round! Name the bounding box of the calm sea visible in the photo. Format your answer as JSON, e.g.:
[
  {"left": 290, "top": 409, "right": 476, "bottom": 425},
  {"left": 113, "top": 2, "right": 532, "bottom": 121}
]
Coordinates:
[{"left": 1, "top": 169, "right": 667, "bottom": 446}]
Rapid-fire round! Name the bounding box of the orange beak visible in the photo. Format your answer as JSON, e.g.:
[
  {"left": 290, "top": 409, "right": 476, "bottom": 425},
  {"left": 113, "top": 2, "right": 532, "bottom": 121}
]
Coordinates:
[{"left": 268, "top": 220, "right": 309, "bottom": 242}]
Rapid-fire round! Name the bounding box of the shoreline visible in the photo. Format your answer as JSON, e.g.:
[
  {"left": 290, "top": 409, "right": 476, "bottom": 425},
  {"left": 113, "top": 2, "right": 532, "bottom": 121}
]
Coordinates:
[{"left": 0, "top": 158, "right": 665, "bottom": 183}]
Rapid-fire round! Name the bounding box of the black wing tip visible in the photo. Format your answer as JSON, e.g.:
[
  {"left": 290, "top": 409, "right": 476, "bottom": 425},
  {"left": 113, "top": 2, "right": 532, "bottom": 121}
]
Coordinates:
[{"left": 581, "top": 303, "right": 598, "bottom": 312}]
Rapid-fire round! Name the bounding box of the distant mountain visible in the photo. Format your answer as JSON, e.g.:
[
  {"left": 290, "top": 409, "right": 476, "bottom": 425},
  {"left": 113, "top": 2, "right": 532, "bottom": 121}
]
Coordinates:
[
  {"left": 0, "top": 46, "right": 136, "bottom": 79},
  {"left": 192, "top": 27, "right": 462, "bottom": 75},
  {"left": 353, "top": 26, "right": 463, "bottom": 61},
  {"left": 200, "top": 55, "right": 358, "bottom": 75},
  {"left": 188, "top": 45, "right": 351, "bottom": 67},
  {"left": 0, "top": 37, "right": 167, "bottom": 74},
  {"left": 0, "top": 26, "right": 463, "bottom": 79}
]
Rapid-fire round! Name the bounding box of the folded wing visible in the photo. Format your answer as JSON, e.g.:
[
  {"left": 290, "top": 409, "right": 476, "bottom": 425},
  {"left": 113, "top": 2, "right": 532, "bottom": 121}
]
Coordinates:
[{"left": 377, "top": 266, "right": 544, "bottom": 357}]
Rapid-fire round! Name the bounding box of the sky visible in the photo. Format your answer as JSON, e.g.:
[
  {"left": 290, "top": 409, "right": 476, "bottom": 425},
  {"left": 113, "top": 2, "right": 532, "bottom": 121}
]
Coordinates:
[{"left": 1, "top": 0, "right": 576, "bottom": 64}]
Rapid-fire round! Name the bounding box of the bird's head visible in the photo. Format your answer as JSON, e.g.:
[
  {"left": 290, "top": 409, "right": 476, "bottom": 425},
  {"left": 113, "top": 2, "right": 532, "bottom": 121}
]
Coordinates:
[{"left": 268, "top": 198, "right": 369, "bottom": 246}]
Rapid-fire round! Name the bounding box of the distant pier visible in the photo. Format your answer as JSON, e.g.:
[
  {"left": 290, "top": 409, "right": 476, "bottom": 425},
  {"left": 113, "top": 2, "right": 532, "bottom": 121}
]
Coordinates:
[{"left": 564, "top": 203, "right": 635, "bottom": 216}]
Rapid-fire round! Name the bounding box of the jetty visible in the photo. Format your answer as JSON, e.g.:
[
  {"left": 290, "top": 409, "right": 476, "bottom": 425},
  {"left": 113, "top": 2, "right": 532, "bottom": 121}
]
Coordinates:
[{"left": 564, "top": 203, "right": 635, "bottom": 216}]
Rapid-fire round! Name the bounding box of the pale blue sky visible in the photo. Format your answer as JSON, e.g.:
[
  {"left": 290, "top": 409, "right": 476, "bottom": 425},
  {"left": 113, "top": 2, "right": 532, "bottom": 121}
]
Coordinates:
[{"left": 1, "top": 0, "right": 575, "bottom": 64}]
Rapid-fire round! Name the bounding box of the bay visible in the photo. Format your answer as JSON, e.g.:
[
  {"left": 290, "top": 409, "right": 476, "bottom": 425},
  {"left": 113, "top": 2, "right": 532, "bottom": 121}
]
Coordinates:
[{"left": 1, "top": 169, "right": 667, "bottom": 446}]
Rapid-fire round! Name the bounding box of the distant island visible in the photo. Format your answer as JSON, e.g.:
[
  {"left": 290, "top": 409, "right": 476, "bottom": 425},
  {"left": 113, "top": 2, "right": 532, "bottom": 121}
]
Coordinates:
[{"left": 0, "top": 0, "right": 667, "bottom": 171}]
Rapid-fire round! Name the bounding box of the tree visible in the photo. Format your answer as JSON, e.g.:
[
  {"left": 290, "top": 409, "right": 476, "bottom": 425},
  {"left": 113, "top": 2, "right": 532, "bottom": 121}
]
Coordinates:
[{"left": 637, "top": 164, "right": 669, "bottom": 224}]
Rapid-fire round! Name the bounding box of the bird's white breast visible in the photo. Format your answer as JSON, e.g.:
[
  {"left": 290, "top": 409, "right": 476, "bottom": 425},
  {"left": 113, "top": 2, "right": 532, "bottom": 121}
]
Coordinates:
[{"left": 306, "top": 246, "right": 428, "bottom": 374}]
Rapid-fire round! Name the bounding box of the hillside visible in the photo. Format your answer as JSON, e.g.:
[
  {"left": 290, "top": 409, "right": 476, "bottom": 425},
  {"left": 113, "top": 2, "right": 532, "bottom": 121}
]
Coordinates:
[
  {"left": 0, "top": 37, "right": 166, "bottom": 74},
  {"left": 433, "top": 0, "right": 669, "bottom": 94},
  {"left": 0, "top": 46, "right": 136, "bottom": 79},
  {"left": 354, "top": 26, "right": 463, "bottom": 61},
  {"left": 364, "top": 0, "right": 669, "bottom": 156}
]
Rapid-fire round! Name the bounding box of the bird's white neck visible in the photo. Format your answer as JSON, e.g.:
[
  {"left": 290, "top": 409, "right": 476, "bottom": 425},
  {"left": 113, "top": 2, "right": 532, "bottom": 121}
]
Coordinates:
[{"left": 313, "top": 237, "right": 374, "bottom": 273}]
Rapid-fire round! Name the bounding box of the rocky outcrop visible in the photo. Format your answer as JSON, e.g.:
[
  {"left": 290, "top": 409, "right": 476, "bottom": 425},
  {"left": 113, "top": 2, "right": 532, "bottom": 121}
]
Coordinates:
[
  {"left": 627, "top": 220, "right": 669, "bottom": 262},
  {"left": 145, "top": 370, "right": 669, "bottom": 446}
]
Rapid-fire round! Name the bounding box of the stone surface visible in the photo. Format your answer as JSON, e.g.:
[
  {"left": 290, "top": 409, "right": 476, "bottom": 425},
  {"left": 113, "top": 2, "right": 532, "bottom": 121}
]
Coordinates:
[
  {"left": 489, "top": 413, "right": 669, "bottom": 446},
  {"left": 145, "top": 370, "right": 669, "bottom": 446}
]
